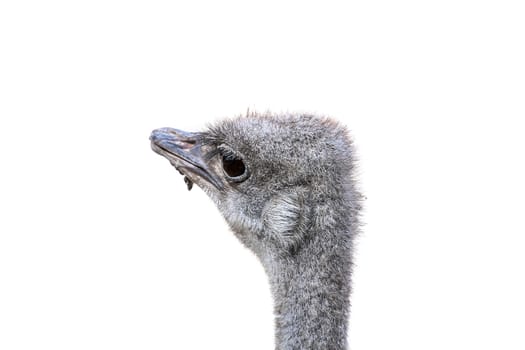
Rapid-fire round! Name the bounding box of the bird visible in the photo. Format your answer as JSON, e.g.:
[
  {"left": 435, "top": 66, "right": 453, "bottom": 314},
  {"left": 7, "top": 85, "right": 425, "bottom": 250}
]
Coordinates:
[{"left": 150, "top": 111, "right": 361, "bottom": 350}]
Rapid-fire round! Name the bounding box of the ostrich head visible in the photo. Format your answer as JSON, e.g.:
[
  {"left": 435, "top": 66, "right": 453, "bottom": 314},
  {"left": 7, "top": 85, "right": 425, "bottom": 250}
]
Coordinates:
[{"left": 150, "top": 112, "right": 360, "bottom": 350}]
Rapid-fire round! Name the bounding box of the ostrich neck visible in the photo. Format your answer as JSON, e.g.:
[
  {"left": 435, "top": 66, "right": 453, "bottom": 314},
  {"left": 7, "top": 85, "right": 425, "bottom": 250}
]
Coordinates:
[{"left": 266, "top": 231, "right": 352, "bottom": 350}]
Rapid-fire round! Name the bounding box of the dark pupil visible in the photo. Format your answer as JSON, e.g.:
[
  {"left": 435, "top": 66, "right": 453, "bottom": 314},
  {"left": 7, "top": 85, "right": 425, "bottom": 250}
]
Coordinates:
[{"left": 222, "top": 155, "right": 245, "bottom": 177}]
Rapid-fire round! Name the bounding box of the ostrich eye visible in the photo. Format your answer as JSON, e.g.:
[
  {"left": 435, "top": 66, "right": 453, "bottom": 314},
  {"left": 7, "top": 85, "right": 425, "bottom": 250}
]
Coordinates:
[
  {"left": 219, "top": 146, "right": 249, "bottom": 181},
  {"left": 222, "top": 154, "right": 246, "bottom": 177}
]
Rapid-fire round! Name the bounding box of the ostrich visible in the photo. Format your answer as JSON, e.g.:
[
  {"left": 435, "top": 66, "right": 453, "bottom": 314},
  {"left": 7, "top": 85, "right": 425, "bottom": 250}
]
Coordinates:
[{"left": 150, "top": 112, "right": 361, "bottom": 350}]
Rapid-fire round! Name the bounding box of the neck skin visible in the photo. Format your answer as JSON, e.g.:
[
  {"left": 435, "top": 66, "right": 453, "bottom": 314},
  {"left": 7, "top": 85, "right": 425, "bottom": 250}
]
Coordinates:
[{"left": 263, "top": 233, "right": 352, "bottom": 350}]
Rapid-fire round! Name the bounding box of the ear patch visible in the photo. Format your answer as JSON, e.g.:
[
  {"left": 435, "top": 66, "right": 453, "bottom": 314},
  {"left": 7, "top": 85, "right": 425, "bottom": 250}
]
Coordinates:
[{"left": 262, "top": 191, "right": 308, "bottom": 250}]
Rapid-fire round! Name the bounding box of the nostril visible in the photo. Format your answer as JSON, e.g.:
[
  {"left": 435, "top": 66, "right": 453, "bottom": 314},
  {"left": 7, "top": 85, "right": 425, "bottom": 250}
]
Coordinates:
[
  {"left": 172, "top": 139, "right": 195, "bottom": 149},
  {"left": 167, "top": 129, "right": 198, "bottom": 142}
]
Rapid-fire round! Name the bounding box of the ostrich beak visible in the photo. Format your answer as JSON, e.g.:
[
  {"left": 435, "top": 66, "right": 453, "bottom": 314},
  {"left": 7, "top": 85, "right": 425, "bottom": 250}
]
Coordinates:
[{"left": 150, "top": 128, "right": 224, "bottom": 191}]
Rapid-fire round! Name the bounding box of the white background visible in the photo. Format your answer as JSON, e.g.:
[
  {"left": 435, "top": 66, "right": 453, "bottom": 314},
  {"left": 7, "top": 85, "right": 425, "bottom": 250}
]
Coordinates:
[{"left": 1, "top": 1, "right": 524, "bottom": 349}]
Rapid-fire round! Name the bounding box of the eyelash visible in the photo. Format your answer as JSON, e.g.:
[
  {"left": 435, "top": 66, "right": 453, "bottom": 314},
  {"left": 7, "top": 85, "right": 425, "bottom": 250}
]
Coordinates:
[{"left": 218, "top": 146, "right": 238, "bottom": 160}]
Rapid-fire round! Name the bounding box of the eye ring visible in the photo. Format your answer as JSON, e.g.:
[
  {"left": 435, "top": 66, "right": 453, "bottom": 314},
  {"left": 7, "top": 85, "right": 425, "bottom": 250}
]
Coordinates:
[{"left": 219, "top": 145, "right": 250, "bottom": 182}]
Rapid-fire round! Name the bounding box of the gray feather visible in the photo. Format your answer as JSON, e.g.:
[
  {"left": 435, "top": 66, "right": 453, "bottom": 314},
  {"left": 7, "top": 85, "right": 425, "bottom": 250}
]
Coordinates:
[{"left": 151, "top": 111, "right": 362, "bottom": 349}]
